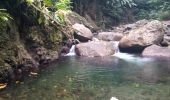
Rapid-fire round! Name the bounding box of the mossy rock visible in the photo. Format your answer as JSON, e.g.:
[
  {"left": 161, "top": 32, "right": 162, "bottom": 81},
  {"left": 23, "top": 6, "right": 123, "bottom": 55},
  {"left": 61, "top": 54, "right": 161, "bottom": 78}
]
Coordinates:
[{"left": 56, "top": 10, "right": 98, "bottom": 31}]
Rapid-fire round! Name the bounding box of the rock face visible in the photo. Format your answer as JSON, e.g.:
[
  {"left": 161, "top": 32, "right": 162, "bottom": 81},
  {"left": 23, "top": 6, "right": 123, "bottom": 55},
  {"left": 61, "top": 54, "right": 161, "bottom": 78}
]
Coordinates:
[
  {"left": 57, "top": 10, "right": 98, "bottom": 31},
  {"left": 119, "top": 20, "right": 165, "bottom": 53},
  {"left": 163, "top": 21, "right": 170, "bottom": 45},
  {"left": 75, "top": 41, "right": 116, "bottom": 57},
  {"left": 0, "top": 23, "right": 62, "bottom": 82},
  {"left": 163, "top": 20, "right": 170, "bottom": 36},
  {"left": 73, "top": 23, "right": 93, "bottom": 42},
  {"left": 97, "top": 32, "right": 123, "bottom": 41},
  {"left": 142, "top": 45, "right": 170, "bottom": 58}
]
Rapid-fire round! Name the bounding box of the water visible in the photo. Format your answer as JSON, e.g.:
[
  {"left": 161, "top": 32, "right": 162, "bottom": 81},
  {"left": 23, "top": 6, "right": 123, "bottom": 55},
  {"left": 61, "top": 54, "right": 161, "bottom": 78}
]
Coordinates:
[
  {"left": 112, "top": 41, "right": 153, "bottom": 64},
  {"left": 1, "top": 56, "right": 170, "bottom": 100},
  {"left": 65, "top": 45, "right": 76, "bottom": 56}
]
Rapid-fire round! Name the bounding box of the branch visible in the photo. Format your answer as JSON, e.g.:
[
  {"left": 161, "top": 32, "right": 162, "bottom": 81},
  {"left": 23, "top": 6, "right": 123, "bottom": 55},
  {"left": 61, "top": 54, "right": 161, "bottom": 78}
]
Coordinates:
[{"left": 30, "top": 3, "right": 73, "bottom": 39}]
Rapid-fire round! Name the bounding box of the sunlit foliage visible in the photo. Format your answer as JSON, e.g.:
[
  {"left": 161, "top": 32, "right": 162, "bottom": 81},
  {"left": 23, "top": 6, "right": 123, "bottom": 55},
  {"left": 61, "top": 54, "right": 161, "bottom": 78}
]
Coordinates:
[{"left": 0, "top": 9, "right": 12, "bottom": 23}]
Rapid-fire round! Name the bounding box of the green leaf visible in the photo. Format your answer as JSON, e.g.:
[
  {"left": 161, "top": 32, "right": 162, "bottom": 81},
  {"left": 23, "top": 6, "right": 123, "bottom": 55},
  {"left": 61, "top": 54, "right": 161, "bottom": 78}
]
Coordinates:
[
  {"left": 38, "top": 18, "right": 43, "bottom": 24},
  {"left": 26, "top": 0, "right": 34, "bottom": 4}
]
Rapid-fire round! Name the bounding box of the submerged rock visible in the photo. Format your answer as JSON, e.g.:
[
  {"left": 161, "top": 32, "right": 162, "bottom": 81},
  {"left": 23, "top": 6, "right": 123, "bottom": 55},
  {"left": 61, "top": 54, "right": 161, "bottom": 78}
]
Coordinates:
[
  {"left": 142, "top": 45, "right": 170, "bottom": 58},
  {"left": 75, "top": 41, "right": 116, "bottom": 57},
  {"left": 73, "top": 23, "right": 93, "bottom": 42},
  {"left": 97, "top": 32, "right": 123, "bottom": 41},
  {"left": 119, "top": 20, "right": 165, "bottom": 53}
]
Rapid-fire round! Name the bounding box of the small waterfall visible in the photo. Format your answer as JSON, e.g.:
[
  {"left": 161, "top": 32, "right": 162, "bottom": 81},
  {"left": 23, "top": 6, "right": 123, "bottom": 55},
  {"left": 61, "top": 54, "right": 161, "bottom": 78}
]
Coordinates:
[
  {"left": 113, "top": 41, "right": 120, "bottom": 53},
  {"left": 65, "top": 45, "right": 76, "bottom": 56},
  {"left": 113, "top": 41, "right": 152, "bottom": 62}
]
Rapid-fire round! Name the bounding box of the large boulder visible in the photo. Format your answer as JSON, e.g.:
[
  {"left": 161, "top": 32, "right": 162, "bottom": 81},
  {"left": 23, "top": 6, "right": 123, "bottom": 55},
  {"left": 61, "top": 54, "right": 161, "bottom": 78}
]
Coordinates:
[
  {"left": 56, "top": 10, "right": 98, "bottom": 31},
  {"left": 142, "top": 45, "right": 170, "bottom": 58},
  {"left": 112, "top": 19, "right": 149, "bottom": 34},
  {"left": 75, "top": 41, "right": 116, "bottom": 57},
  {"left": 72, "top": 23, "right": 93, "bottom": 42},
  {"left": 97, "top": 32, "right": 123, "bottom": 41},
  {"left": 119, "top": 20, "right": 165, "bottom": 53}
]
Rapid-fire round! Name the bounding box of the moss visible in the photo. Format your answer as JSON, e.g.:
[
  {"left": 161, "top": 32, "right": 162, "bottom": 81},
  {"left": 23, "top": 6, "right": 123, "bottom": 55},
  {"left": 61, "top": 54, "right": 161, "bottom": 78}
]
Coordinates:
[
  {"left": 56, "top": 10, "right": 98, "bottom": 31},
  {"left": 45, "top": 29, "right": 62, "bottom": 50}
]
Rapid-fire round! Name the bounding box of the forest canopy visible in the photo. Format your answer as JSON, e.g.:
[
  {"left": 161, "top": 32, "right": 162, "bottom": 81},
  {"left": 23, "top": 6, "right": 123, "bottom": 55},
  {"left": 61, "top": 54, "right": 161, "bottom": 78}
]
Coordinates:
[{"left": 0, "top": 0, "right": 170, "bottom": 25}]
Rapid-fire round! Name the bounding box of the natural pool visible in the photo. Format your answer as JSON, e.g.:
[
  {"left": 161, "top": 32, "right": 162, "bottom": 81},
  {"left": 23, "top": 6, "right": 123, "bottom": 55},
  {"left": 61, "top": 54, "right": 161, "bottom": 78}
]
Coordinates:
[{"left": 0, "top": 56, "right": 170, "bottom": 100}]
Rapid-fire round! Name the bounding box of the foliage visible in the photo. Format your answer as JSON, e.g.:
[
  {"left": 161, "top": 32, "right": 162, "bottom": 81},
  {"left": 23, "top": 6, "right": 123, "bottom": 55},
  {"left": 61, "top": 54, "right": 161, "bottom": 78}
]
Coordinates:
[
  {"left": 26, "top": 0, "right": 72, "bottom": 25},
  {"left": 105, "top": 0, "right": 136, "bottom": 8},
  {"left": 55, "top": 0, "right": 72, "bottom": 10},
  {"left": 102, "top": 0, "right": 170, "bottom": 21},
  {"left": 134, "top": 0, "right": 170, "bottom": 20},
  {"left": 0, "top": 9, "right": 12, "bottom": 22},
  {"left": 99, "top": 0, "right": 136, "bottom": 22}
]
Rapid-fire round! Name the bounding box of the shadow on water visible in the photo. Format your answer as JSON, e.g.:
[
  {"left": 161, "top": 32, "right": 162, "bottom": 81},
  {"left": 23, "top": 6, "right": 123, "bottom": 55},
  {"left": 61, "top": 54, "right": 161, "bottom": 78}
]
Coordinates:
[{"left": 1, "top": 56, "right": 170, "bottom": 100}]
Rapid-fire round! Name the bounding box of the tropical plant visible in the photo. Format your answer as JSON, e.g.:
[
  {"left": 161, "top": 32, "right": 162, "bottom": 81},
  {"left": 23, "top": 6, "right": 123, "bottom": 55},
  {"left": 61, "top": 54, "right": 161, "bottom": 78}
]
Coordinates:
[
  {"left": 134, "top": 0, "right": 170, "bottom": 20},
  {"left": 55, "top": 0, "right": 72, "bottom": 10},
  {"left": 0, "top": 9, "right": 12, "bottom": 22}
]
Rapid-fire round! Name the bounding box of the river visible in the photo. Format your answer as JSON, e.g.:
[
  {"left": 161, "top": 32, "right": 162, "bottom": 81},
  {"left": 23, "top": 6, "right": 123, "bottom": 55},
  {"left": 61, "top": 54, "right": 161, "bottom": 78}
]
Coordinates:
[{"left": 0, "top": 56, "right": 170, "bottom": 100}]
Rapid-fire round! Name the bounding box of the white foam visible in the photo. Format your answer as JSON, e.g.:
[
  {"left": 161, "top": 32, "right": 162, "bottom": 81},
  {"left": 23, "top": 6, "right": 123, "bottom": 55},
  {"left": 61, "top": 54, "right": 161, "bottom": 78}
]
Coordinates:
[
  {"left": 112, "top": 41, "right": 153, "bottom": 63},
  {"left": 110, "top": 97, "right": 119, "bottom": 100},
  {"left": 65, "top": 45, "right": 76, "bottom": 56}
]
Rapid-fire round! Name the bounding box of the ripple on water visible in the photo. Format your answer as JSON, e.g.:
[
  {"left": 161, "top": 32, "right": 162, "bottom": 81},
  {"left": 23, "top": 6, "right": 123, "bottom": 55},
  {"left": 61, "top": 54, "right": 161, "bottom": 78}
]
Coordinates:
[{"left": 1, "top": 56, "right": 170, "bottom": 100}]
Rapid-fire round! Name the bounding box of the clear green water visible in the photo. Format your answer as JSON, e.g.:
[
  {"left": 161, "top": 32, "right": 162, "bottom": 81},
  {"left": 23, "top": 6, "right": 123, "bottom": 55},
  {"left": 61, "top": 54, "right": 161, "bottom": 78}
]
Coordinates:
[{"left": 0, "top": 56, "right": 170, "bottom": 100}]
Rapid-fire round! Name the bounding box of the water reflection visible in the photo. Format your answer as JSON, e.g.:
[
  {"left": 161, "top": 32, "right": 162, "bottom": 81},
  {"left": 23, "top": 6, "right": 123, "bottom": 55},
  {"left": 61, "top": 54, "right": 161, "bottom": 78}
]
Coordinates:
[{"left": 1, "top": 56, "right": 170, "bottom": 100}]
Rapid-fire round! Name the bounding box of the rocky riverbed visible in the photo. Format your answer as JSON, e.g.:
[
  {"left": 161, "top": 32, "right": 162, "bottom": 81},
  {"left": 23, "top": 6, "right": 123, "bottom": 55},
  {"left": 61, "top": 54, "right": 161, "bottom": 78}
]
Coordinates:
[
  {"left": 64, "top": 19, "right": 170, "bottom": 58},
  {"left": 1, "top": 9, "right": 170, "bottom": 85}
]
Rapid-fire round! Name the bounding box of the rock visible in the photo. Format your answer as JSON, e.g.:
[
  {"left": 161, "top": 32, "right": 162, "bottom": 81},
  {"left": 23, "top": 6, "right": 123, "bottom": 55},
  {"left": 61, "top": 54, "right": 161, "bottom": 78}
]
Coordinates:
[
  {"left": 142, "top": 45, "right": 170, "bottom": 58},
  {"left": 162, "top": 20, "right": 170, "bottom": 36},
  {"left": 119, "top": 20, "right": 164, "bottom": 53},
  {"left": 75, "top": 41, "right": 116, "bottom": 57},
  {"left": 112, "top": 19, "right": 149, "bottom": 34},
  {"left": 164, "top": 35, "right": 170, "bottom": 46},
  {"left": 123, "top": 19, "right": 149, "bottom": 34},
  {"left": 17, "top": 44, "right": 39, "bottom": 68},
  {"left": 92, "top": 37, "right": 100, "bottom": 41},
  {"left": 60, "top": 46, "right": 70, "bottom": 55},
  {"left": 56, "top": 10, "right": 98, "bottom": 31},
  {"left": 97, "top": 32, "right": 123, "bottom": 41},
  {"left": 73, "top": 23, "right": 93, "bottom": 42},
  {"left": 160, "top": 40, "right": 169, "bottom": 47},
  {"left": 33, "top": 47, "right": 59, "bottom": 65},
  {"left": 164, "top": 35, "right": 170, "bottom": 42}
]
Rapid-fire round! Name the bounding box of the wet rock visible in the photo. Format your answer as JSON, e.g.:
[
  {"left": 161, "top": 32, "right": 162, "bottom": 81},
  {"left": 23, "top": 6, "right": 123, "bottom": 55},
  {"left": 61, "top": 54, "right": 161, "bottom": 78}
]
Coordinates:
[
  {"left": 142, "top": 45, "right": 170, "bottom": 58},
  {"left": 97, "top": 32, "right": 123, "bottom": 41},
  {"left": 73, "top": 23, "right": 93, "bottom": 42},
  {"left": 75, "top": 41, "right": 116, "bottom": 57},
  {"left": 60, "top": 46, "right": 70, "bottom": 55},
  {"left": 119, "top": 20, "right": 164, "bottom": 53}
]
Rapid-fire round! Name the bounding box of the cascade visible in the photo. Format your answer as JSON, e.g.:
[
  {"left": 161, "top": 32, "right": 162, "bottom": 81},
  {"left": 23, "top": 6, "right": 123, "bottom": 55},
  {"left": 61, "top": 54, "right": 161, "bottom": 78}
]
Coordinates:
[
  {"left": 65, "top": 45, "right": 76, "bottom": 56},
  {"left": 113, "top": 41, "right": 152, "bottom": 62}
]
